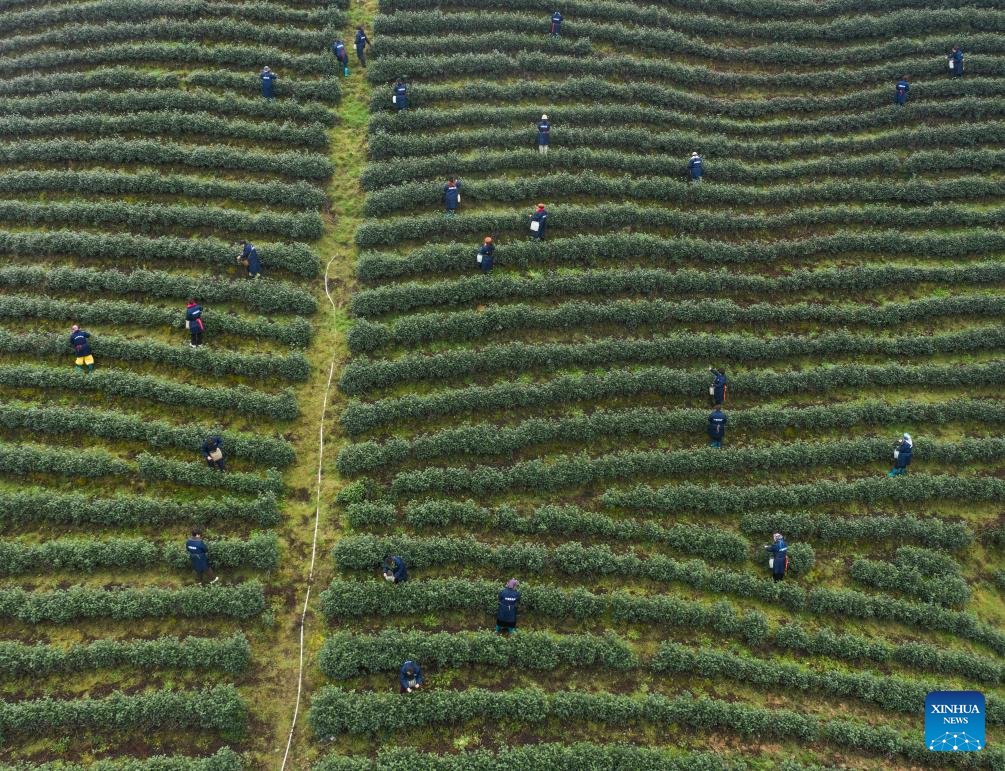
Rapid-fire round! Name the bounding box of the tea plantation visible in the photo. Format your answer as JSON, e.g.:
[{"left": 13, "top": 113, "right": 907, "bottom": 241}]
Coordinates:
[{"left": 2, "top": 0, "right": 1005, "bottom": 768}]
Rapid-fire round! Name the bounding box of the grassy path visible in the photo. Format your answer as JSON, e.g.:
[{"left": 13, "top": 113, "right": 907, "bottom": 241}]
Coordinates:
[{"left": 246, "top": 1, "right": 375, "bottom": 767}]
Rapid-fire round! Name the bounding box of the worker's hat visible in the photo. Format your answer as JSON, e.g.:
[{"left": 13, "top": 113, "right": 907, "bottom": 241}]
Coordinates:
[
  {"left": 71, "top": 324, "right": 79, "bottom": 332},
  {"left": 484, "top": 236, "right": 493, "bottom": 243},
  {"left": 542, "top": 113, "right": 548, "bottom": 119},
  {"left": 772, "top": 532, "right": 783, "bottom": 541},
  {"left": 691, "top": 151, "right": 699, "bottom": 157}
]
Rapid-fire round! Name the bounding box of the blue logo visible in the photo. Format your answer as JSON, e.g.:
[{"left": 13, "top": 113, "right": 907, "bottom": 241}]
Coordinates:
[{"left": 926, "top": 691, "right": 984, "bottom": 751}]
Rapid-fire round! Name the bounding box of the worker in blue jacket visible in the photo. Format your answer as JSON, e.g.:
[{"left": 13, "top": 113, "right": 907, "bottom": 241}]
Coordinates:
[
  {"left": 331, "top": 39, "right": 349, "bottom": 76},
  {"left": 384, "top": 555, "right": 408, "bottom": 583},
  {"left": 393, "top": 78, "right": 408, "bottom": 111},
  {"left": 496, "top": 578, "right": 521, "bottom": 634},
  {"left": 400, "top": 660, "right": 424, "bottom": 693},
  {"left": 550, "top": 10, "right": 563, "bottom": 36},
  {"left": 708, "top": 366, "right": 728, "bottom": 406},
  {"left": 895, "top": 75, "right": 909, "bottom": 106},
  {"left": 688, "top": 152, "right": 704, "bottom": 183},
  {"left": 355, "top": 27, "right": 370, "bottom": 67},
  {"left": 888, "top": 432, "right": 913, "bottom": 476},
  {"left": 237, "top": 240, "right": 262, "bottom": 279},
  {"left": 529, "top": 203, "right": 548, "bottom": 239},
  {"left": 948, "top": 45, "right": 964, "bottom": 78},
  {"left": 260, "top": 66, "right": 277, "bottom": 99},
  {"left": 537, "top": 114, "right": 550, "bottom": 154},
  {"left": 69, "top": 325, "right": 95, "bottom": 373},
  {"left": 477, "top": 237, "right": 495, "bottom": 273},
  {"left": 708, "top": 407, "right": 727, "bottom": 448},
  {"left": 444, "top": 177, "right": 461, "bottom": 215},
  {"left": 202, "top": 435, "right": 225, "bottom": 471},
  {"left": 185, "top": 299, "right": 204, "bottom": 347},
  {"left": 764, "top": 533, "right": 788, "bottom": 581},
  {"left": 186, "top": 530, "right": 219, "bottom": 584}
]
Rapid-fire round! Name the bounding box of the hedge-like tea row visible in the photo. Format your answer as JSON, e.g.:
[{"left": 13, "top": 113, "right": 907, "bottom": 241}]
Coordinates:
[
  {"left": 333, "top": 535, "right": 810, "bottom": 607},
  {"left": 0, "top": 533, "right": 277, "bottom": 575},
  {"left": 346, "top": 500, "right": 750, "bottom": 561},
  {"left": 0, "top": 365, "right": 298, "bottom": 419},
  {"left": 380, "top": 0, "right": 1004, "bottom": 43},
  {"left": 850, "top": 559, "right": 971, "bottom": 606},
  {"left": 0, "top": 139, "right": 332, "bottom": 181},
  {"left": 0, "top": 230, "right": 320, "bottom": 277},
  {"left": 136, "top": 454, "right": 283, "bottom": 495},
  {"left": 651, "top": 642, "right": 1005, "bottom": 722},
  {"left": 0, "top": 295, "right": 312, "bottom": 347},
  {"left": 184, "top": 68, "right": 340, "bottom": 102},
  {"left": 0, "top": 112, "right": 329, "bottom": 150},
  {"left": 0, "top": 489, "right": 279, "bottom": 527},
  {"left": 370, "top": 98, "right": 1005, "bottom": 146},
  {"left": 0, "top": 633, "right": 251, "bottom": 676},
  {"left": 314, "top": 744, "right": 731, "bottom": 771},
  {"left": 368, "top": 119, "right": 1005, "bottom": 165},
  {"left": 341, "top": 361, "right": 1005, "bottom": 434},
  {"left": 356, "top": 201, "right": 1005, "bottom": 248},
  {"left": 0, "top": 403, "right": 294, "bottom": 467},
  {"left": 0, "top": 581, "right": 265, "bottom": 623},
  {"left": 1, "top": 747, "right": 244, "bottom": 771},
  {"left": 352, "top": 260, "right": 1005, "bottom": 317},
  {"left": 344, "top": 323, "right": 1005, "bottom": 388},
  {"left": 895, "top": 545, "right": 962, "bottom": 576},
  {"left": 0, "top": 264, "right": 317, "bottom": 315},
  {"left": 0, "top": 199, "right": 324, "bottom": 240},
  {"left": 0, "top": 685, "right": 247, "bottom": 741},
  {"left": 739, "top": 511, "right": 972, "bottom": 551},
  {"left": 2, "top": 87, "right": 334, "bottom": 125},
  {"left": 388, "top": 438, "right": 1005, "bottom": 498},
  {"left": 0, "top": 441, "right": 130, "bottom": 479},
  {"left": 361, "top": 144, "right": 1005, "bottom": 195},
  {"left": 363, "top": 172, "right": 1005, "bottom": 218},
  {"left": 0, "top": 332, "right": 311, "bottom": 382},
  {"left": 336, "top": 399, "right": 1005, "bottom": 475},
  {"left": 318, "top": 629, "right": 638, "bottom": 679},
  {"left": 308, "top": 687, "right": 976, "bottom": 767},
  {"left": 0, "top": 169, "right": 326, "bottom": 212},
  {"left": 775, "top": 623, "right": 1005, "bottom": 685},
  {"left": 605, "top": 474, "right": 1005, "bottom": 515},
  {"left": 4, "top": 0, "right": 343, "bottom": 33},
  {"left": 0, "top": 20, "right": 332, "bottom": 59}
]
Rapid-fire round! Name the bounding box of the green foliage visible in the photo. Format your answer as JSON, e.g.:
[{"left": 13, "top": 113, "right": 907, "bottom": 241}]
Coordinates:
[
  {"left": 0, "top": 582, "right": 265, "bottom": 623},
  {"left": 850, "top": 551, "right": 971, "bottom": 606},
  {"left": 0, "top": 365, "right": 298, "bottom": 419},
  {"left": 318, "top": 629, "right": 638, "bottom": 679},
  {"left": 0, "top": 747, "right": 243, "bottom": 771},
  {"left": 136, "top": 454, "right": 283, "bottom": 495},
  {"left": 0, "top": 685, "right": 247, "bottom": 741},
  {"left": 0, "top": 633, "right": 251, "bottom": 676},
  {"left": 0, "top": 138, "right": 332, "bottom": 181},
  {"left": 0, "top": 230, "right": 320, "bottom": 277},
  {"left": 341, "top": 360, "right": 1005, "bottom": 435},
  {"left": 0, "top": 533, "right": 277, "bottom": 575}
]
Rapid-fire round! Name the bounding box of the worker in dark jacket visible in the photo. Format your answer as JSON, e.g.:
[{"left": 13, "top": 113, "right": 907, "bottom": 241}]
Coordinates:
[
  {"left": 444, "top": 177, "right": 461, "bottom": 215},
  {"left": 550, "top": 10, "right": 563, "bottom": 36},
  {"left": 260, "top": 66, "right": 277, "bottom": 99},
  {"left": 399, "top": 660, "right": 424, "bottom": 693},
  {"left": 186, "top": 530, "right": 219, "bottom": 584},
  {"left": 355, "top": 27, "right": 370, "bottom": 67},
  {"left": 529, "top": 203, "right": 548, "bottom": 239},
  {"left": 477, "top": 237, "right": 495, "bottom": 273},
  {"left": 202, "top": 435, "right": 225, "bottom": 471},
  {"left": 895, "top": 75, "right": 909, "bottom": 106},
  {"left": 688, "top": 152, "right": 703, "bottom": 183},
  {"left": 537, "top": 114, "right": 550, "bottom": 154},
  {"left": 764, "top": 533, "right": 788, "bottom": 581},
  {"left": 237, "top": 240, "right": 262, "bottom": 279},
  {"left": 496, "top": 578, "right": 521, "bottom": 634},
  {"left": 384, "top": 555, "right": 408, "bottom": 583},
  {"left": 185, "top": 299, "right": 204, "bottom": 348},
  {"left": 888, "top": 432, "right": 913, "bottom": 476},
  {"left": 69, "top": 325, "right": 95, "bottom": 373},
  {"left": 332, "top": 39, "right": 349, "bottom": 76},
  {"left": 948, "top": 45, "right": 964, "bottom": 78},
  {"left": 393, "top": 78, "right": 408, "bottom": 111},
  {"left": 708, "top": 366, "right": 728, "bottom": 406},
  {"left": 708, "top": 407, "right": 727, "bottom": 448}
]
